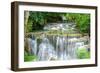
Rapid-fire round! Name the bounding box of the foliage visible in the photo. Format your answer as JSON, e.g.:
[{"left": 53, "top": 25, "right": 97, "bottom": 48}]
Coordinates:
[
  {"left": 25, "top": 11, "right": 64, "bottom": 32},
  {"left": 65, "top": 13, "right": 90, "bottom": 34},
  {"left": 24, "top": 51, "right": 38, "bottom": 62},
  {"left": 76, "top": 48, "right": 90, "bottom": 59},
  {"left": 25, "top": 11, "right": 90, "bottom": 34}
]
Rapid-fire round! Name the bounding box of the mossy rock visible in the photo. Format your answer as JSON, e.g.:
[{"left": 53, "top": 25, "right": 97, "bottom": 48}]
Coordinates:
[
  {"left": 24, "top": 55, "right": 38, "bottom": 62},
  {"left": 76, "top": 47, "right": 90, "bottom": 59}
]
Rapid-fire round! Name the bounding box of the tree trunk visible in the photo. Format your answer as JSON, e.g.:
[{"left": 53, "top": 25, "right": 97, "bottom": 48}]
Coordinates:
[{"left": 24, "top": 11, "right": 30, "bottom": 33}]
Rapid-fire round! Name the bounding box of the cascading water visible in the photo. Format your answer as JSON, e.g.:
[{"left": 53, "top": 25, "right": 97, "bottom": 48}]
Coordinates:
[
  {"left": 67, "top": 37, "right": 80, "bottom": 59},
  {"left": 38, "top": 37, "right": 57, "bottom": 61},
  {"left": 25, "top": 22, "right": 90, "bottom": 61},
  {"left": 30, "top": 39, "right": 37, "bottom": 55},
  {"left": 56, "top": 36, "right": 67, "bottom": 60}
]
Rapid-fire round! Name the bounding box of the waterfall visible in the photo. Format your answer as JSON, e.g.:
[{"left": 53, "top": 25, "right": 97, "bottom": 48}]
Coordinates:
[
  {"left": 26, "top": 33, "right": 89, "bottom": 61},
  {"left": 56, "top": 36, "right": 67, "bottom": 60},
  {"left": 38, "top": 37, "right": 57, "bottom": 61},
  {"left": 25, "top": 23, "right": 90, "bottom": 61},
  {"left": 30, "top": 39, "right": 37, "bottom": 55}
]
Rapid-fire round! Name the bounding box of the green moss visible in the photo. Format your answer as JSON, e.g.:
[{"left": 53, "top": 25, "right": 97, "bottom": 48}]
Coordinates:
[
  {"left": 76, "top": 48, "right": 90, "bottom": 59},
  {"left": 24, "top": 55, "right": 38, "bottom": 62},
  {"left": 24, "top": 51, "right": 38, "bottom": 62}
]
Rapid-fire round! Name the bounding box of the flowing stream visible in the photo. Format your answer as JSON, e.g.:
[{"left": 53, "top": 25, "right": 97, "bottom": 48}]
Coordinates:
[
  {"left": 25, "top": 23, "right": 89, "bottom": 61},
  {"left": 26, "top": 34, "right": 89, "bottom": 61}
]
